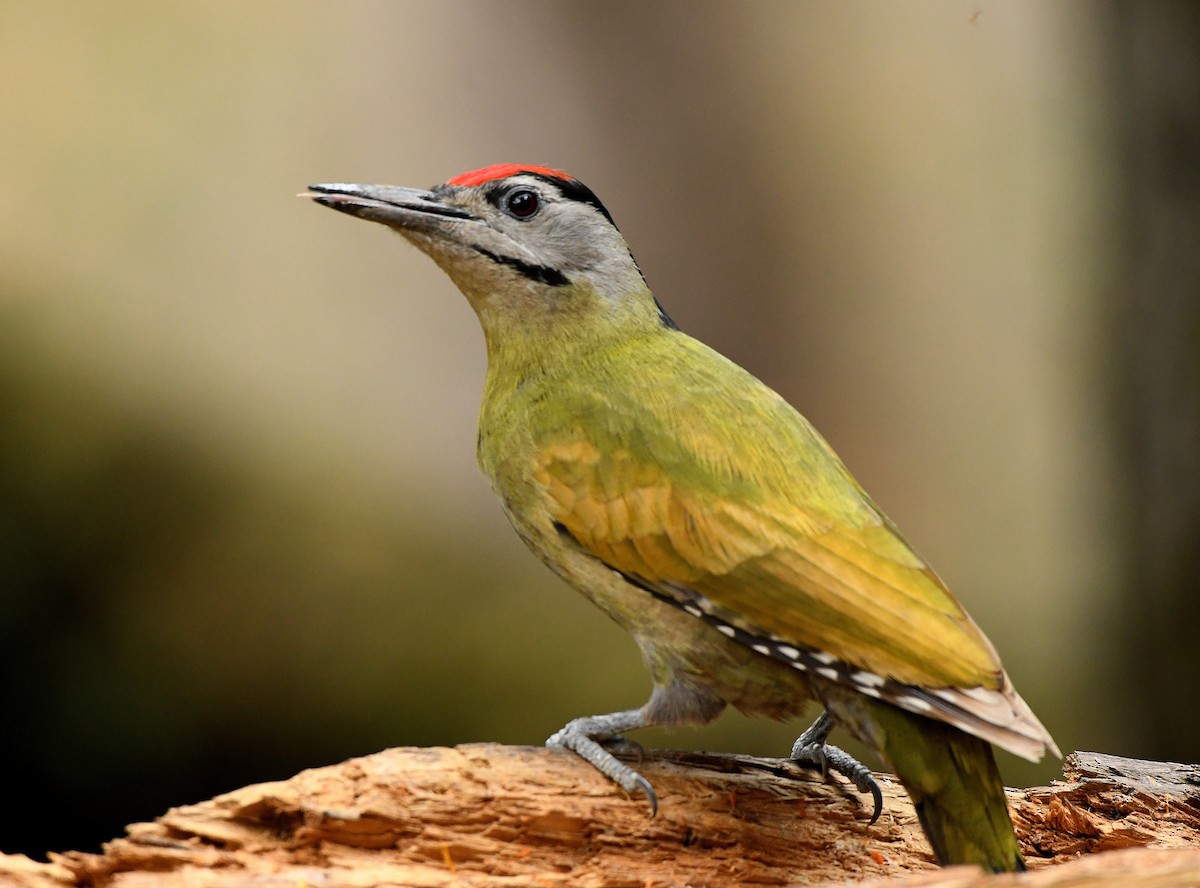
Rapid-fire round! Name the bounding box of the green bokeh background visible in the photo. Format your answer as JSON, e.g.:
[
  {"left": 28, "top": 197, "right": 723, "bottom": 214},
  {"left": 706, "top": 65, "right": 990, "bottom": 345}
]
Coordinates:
[{"left": 2, "top": 1, "right": 1195, "bottom": 857}]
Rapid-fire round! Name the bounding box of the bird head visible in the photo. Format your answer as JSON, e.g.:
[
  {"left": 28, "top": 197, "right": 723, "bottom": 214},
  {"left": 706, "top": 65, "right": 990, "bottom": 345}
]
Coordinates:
[{"left": 306, "top": 164, "right": 676, "bottom": 342}]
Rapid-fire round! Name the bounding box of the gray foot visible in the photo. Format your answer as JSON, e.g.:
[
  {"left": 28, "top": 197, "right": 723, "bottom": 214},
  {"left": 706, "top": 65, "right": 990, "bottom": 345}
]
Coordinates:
[
  {"left": 547, "top": 710, "right": 658, "bottom": 815},
  {"left": 791, "top": 711, "right": 883, "bottom": 824}
]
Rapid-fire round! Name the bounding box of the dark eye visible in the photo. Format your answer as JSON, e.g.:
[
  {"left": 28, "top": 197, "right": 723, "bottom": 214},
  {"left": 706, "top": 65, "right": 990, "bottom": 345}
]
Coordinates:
[{"left": 505, "top": 188, "right": 539, "bottom": 219}]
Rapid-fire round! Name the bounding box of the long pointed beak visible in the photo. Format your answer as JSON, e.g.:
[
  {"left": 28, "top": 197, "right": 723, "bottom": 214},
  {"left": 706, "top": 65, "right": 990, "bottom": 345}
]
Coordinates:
[{"left": 304, "top": 183, "right": 476, "bottom": 229}]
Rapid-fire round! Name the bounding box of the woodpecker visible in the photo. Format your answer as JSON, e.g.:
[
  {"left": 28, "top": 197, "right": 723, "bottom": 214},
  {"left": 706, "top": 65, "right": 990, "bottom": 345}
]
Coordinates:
[{"left": 306, "top": 164, "right": 1058, "bottom": 872}]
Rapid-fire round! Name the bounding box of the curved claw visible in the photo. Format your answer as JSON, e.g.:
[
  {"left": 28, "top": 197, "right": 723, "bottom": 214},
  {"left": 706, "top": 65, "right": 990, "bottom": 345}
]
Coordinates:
[
  {"left": 864, "top": 776, "right": 883, "bottom": 825},
  {"left": 632, "top": 771, "right": 658, "bottom": 817},
  {"left": 809, "top": 742, "right": 831, "bottom": 779}
]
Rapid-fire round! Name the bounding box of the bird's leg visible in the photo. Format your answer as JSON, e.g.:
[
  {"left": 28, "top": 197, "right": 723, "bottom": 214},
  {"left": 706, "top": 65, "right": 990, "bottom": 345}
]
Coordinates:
[
  {"left": 790, "top": 710, "right": 884, "bottom": 824},
  {"left": 546, "top": 677, "right": 726, "bottom": 816}
]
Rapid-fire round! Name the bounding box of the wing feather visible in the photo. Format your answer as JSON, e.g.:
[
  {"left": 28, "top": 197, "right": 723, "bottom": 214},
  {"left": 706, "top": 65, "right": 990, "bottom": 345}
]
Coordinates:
[
  {"left": 521, "top": 344, "right": 1056, "bottom": 761},
  {"left": 534, "top": 444, "right": 1060, "bottom": 759}
]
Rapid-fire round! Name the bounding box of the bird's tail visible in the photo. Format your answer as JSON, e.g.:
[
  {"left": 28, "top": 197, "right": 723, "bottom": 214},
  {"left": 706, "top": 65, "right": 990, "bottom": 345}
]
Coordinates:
[{"left": 867, "top": 701, "right": 1025, "bottom": 872}]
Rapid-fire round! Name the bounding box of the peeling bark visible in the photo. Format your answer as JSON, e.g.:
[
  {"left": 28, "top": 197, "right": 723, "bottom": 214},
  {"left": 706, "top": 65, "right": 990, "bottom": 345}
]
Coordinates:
[{"left": 1, "top": 747, "right": 1197, "bottom": 887}]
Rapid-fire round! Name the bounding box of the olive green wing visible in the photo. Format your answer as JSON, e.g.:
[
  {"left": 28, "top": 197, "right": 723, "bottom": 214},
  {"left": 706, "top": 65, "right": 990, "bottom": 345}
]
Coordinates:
[
  {"left": 535, "top": 435, "right": 994, "bottom": 686},
  {"left": 533, "top": 417, "right": 1056, "bottom": 761}
]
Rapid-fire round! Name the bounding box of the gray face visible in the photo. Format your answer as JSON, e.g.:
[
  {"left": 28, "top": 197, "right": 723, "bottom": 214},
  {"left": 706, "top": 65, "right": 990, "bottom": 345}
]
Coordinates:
[
  {"left": 430, "top": 174, "right": 648, "bottom": 299},
  {"left": 308, "top": 175, "right": 648, "bottom": 303}
]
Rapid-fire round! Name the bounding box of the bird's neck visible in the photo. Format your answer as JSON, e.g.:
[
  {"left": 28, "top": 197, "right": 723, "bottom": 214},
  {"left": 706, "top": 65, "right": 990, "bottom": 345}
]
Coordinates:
[{"left": 475, "top": 281, "right": 665, "bottom": 382}]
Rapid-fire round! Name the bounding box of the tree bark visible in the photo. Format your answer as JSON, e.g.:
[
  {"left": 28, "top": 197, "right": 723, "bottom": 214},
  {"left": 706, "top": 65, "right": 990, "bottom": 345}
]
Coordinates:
[{"left": 2, "top": 746, "right": 1197, "bottom": 887}]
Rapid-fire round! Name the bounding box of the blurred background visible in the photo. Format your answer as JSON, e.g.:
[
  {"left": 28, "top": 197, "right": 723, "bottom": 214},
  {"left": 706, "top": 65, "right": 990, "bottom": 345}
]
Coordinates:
[{"left": 2, "top": 1, "right": 1197, "bottom": 858}]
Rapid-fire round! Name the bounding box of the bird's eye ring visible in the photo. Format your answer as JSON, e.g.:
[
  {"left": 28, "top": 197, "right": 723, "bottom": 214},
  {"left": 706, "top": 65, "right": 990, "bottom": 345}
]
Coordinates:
[{"left": 505, "top": 188, "right": 539, "bottom": 219}]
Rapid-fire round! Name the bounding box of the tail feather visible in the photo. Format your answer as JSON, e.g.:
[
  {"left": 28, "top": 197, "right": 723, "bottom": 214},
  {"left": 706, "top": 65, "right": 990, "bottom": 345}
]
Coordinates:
[{"left": 863, "top": 699, "right": 1026, "bottom": 872}]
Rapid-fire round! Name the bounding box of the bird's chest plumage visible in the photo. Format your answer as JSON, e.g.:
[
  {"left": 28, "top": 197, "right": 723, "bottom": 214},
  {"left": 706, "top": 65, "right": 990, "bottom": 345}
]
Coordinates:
[
  {"left": 475, "top": 342, "right": 630, "bottom": 527},
  {"left": 476, "top": 374, "right": 554, "bottom": 526}
]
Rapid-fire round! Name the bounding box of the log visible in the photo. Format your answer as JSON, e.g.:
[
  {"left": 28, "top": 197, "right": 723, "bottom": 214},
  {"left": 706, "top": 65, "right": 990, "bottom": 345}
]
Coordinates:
[{"left": 1, "top": 745, "right": 1197, "bottom": 887}]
